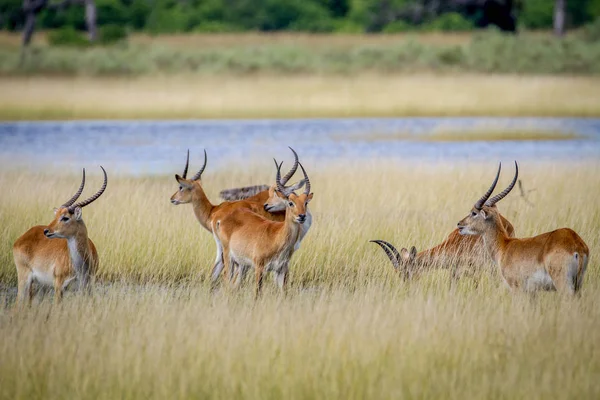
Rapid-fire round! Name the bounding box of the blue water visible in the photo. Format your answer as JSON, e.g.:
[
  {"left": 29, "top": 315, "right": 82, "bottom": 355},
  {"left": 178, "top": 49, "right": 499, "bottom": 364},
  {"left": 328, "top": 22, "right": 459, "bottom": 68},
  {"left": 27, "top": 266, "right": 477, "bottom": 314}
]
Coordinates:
[{"left": 1, "top": 118, "right": 599, "bottom": 175}]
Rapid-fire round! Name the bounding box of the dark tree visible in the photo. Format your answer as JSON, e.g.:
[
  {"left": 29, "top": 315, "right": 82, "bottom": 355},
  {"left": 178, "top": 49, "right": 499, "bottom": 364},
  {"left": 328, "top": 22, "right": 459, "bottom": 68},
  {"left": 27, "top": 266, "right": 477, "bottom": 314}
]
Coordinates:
[
  {"left": 21, "top": 0, "right": 97, "bottom": 48},
  {"left": 554, "top": 0, "right": 566, "bottom": 36}
]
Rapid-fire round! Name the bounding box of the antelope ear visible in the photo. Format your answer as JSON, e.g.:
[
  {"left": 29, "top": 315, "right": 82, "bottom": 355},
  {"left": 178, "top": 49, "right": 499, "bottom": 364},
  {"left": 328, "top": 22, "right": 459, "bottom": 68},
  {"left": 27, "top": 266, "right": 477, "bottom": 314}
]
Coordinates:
[
  {"left": 289, "top": 179, "right": 306, "bottom": 192},
  {"left": 410, "top": 246, "right": 417, "bottom": 259},
  {"left": 480, "top": 209, "right": 489, "bottom": 219},
  {"left": 73, "top": 207, "right": 83, "bottom": 220},
  {"left": 53, "top": 207, "right": 59, "bottom": 214},
  {"left": 400, "top": 248, "right": 411, "bottom": 261},
  {"left": 176, "top": 175, "right": 192, "bottom": 188}
]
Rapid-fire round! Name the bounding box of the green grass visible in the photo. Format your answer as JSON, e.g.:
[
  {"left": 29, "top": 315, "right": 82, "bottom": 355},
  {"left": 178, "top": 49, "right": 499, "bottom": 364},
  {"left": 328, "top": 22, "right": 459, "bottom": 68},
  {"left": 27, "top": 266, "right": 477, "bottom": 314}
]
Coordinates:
[
  {"left": 2, "top": 30, "right": 600, "bottom": 76},
  {"left": 1, "top": 159, "right": 599, "bottom": 399}
]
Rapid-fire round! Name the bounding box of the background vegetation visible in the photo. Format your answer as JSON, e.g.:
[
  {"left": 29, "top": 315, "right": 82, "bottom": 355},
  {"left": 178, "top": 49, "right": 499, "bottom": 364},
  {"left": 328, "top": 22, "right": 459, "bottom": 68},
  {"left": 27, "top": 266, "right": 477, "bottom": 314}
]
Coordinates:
[
  {"left": 2, "top": 0, "right": 600, "bottom": 35},
  {"left": 1, "top": 159, "right": 599, "bottom": 398}
]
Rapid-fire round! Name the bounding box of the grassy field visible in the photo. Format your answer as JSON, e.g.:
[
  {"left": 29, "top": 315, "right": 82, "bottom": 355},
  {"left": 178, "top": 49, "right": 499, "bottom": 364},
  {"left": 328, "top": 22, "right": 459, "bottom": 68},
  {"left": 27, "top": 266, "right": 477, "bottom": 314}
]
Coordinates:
[
  {"left": 1, "top": 159, "right": 599, "bottom": 399},
  {"left": 2, "top": 74, "right": 600, "bottom": 120}
]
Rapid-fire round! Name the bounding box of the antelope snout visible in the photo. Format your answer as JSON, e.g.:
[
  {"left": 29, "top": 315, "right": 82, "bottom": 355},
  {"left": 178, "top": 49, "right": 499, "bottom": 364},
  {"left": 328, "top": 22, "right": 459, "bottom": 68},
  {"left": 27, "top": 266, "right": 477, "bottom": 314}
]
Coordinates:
[
  {"left": 297, "top": 214, "right": 306, "bottom": 224},
  {"left": 44, "top": 228, "right": 54, "bottom": 238}
]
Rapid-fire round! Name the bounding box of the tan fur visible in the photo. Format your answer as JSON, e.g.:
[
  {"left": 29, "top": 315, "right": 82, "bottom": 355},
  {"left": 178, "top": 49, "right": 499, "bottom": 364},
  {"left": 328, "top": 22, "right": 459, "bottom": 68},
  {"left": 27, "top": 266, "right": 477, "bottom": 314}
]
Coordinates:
[
  {"left": 374, "top": 207, "right": 514, "bottom": 283},
  {"left": 458, "top": 206, "right": 589, "bottom": 294},
  {"left": 215, "top": 192, "right": 313, "bottom": 298},
  {"left": 13, "top": 207, "right": 99, "bottom": 305}
]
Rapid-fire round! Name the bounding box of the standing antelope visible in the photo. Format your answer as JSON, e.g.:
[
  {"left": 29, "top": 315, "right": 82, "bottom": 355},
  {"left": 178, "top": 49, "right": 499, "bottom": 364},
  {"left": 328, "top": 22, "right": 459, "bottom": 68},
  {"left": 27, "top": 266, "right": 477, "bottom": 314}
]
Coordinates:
[
  {"left": 13, "top": 167, "right": 107, "bottom": 305},
  {"left": 170, "top": 148, "right": 306, "bottom": 282},
  {"left": 371, "top": 210, "right": 514, "bottom": 281},
  {"left": 457, "top": 162, "right": 589, "bottom": 294},
  {"left": 215, "top": 161, "right": 313, "bottom": 298}
]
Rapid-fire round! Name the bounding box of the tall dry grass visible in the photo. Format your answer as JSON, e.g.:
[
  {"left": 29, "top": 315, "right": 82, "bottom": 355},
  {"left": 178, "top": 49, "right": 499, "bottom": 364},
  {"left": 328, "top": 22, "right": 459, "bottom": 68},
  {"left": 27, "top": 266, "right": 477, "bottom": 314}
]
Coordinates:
[
  {"left": 1, "top": 159, "right": 599, "bottom": 399},
  {"left": 2, "top": 75, "right": 600, "bottom": 120}
]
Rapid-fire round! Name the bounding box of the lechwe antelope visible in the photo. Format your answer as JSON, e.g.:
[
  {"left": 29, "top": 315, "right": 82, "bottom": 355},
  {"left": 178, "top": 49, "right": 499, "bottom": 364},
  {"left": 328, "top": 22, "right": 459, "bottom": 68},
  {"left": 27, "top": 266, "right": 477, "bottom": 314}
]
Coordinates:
[
  {"left": 370, "top": 169, "right": 515, "bottom": 281},
  {"left": 170, "top": 148, "right": 306, "bottom": 282},
  {"left": 13, "top": 167, "right": 107, "bottom": 305},
  {"left": 215, "top": 161, "right": 313, "bottom": 298},
  {"left": 457, "top": 162, "right": 589, "bottom": 295}
]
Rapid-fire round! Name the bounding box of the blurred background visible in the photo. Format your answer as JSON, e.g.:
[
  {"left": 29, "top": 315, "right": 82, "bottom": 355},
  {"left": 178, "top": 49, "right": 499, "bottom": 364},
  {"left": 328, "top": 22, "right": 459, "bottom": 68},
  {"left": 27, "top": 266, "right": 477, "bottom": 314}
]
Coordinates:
[{"left": 1, "top": 0, "right": 600, "bottom": 170}]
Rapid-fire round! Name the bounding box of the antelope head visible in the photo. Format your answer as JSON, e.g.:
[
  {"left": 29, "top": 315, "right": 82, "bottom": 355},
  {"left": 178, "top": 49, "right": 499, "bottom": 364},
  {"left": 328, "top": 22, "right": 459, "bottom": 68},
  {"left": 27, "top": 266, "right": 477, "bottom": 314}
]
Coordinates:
[
  {"left": 263, "top": 147, "right": 307, "bottom": 213},
  {"left": 171, "top": 149, "right": 208, "bottom": 205},
  {"left": 274, "top": 159, "right": 313, "bottom": 224},
  {"left": 45, "top": 167, "right": 108, "bottom": 239},
  {"left": 457, "top": 161, "right": 518, "bottom": 236},
  {"left": 370, "top": 240, "right": 417, "bottom": 281}
]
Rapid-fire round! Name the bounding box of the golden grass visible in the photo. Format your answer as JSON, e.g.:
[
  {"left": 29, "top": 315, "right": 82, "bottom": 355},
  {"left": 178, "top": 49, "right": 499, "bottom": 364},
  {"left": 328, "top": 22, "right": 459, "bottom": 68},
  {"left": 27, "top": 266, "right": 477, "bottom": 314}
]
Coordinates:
[
  {"left": 1, "top": 159, "right": 599, "bottom": 398},
  {"left": 2, "top": 74, "right": 600, "bottom": 120}
]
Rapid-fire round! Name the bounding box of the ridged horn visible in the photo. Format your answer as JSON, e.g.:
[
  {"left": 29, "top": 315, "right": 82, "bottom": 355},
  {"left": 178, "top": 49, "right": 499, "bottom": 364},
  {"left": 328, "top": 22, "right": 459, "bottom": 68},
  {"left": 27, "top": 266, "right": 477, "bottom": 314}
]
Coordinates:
[
  {"left": 69, "top": 166, "right": 107, "bottom": 211},
  {"left": 182, "top": 149, "right": 190, "bottom": 179},
  {"left": 370, "top": 240, "right": 401, "bottom": 270},
  {"left": 486, "top": 161, "right": 518, "bottom": 207},
  {"left": 190, "top": 149, "right": 207, "bottom": 181},
  {"left": 474, "top": 162, "right": 501, "bottom": 210},
  {"left": 298, "top": 162, "right": 311, "bottom": 195},
  {"left": 61, "top": 168, "right": 85, "bottom": 208},
  {"left": 280, "top": 147, "right": 299, "bottom": 185}
]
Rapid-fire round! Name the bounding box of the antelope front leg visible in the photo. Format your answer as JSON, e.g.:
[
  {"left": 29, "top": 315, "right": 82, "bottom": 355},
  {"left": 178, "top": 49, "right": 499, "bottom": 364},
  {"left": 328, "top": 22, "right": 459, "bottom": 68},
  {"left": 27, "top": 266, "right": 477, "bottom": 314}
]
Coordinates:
[
  {"left": 53, "top": 276, "right": 66, "bottom": 304},
  {"left": 275, "top": 265, "right": 289, "bottom": 296},
  {"left": 16, "top": 271, "right": 33, "bottom": 308},
  {"left": 254, "top": 263, "right": 266, "bottom": 300}
]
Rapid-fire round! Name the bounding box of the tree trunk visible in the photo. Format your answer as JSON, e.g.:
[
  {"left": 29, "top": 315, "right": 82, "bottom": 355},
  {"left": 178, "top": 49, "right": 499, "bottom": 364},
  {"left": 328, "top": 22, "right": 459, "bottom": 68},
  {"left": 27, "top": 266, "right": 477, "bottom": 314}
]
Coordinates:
[
  {"left": 553, "top": 0, "right": 566, "bottom": 37},
  {"left": 84, "top": 0, "right": 97, "bottom": 42}
]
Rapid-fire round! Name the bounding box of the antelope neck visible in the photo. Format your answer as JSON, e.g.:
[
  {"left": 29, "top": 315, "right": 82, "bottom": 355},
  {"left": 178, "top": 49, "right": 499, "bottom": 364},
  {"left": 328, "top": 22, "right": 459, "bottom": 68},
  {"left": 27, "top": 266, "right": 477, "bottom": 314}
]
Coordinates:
[
  {"left": 191, "top": 182, "right": 214, "bottom": 232},
  {"left": 480, "top": 217, "right": 510, "bottom": 265},
  {"left": 66, "top": 225, "right": 91, "bottom": 273}
]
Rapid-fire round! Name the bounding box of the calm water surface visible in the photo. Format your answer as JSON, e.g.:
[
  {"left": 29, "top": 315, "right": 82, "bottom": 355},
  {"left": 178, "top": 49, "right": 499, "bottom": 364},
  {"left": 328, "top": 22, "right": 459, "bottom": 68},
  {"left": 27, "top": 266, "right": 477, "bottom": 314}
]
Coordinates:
[{"left": 1, "top": 118, "right": 599, "bottom": 175}]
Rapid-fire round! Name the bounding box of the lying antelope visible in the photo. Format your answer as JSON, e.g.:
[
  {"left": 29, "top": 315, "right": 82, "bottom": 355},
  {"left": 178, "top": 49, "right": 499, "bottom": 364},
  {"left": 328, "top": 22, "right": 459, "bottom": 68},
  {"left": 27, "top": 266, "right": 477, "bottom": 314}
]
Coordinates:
[
  {"left": 13, "top": 167, "right": 107, "bottom": 305},
  {"left": 457, "top": 162, "right": 589, "bottom": 294},
  {"left": 215, "top": 161, "right": 313, "bottom": 298},
  {"left": 170, "top": 148, "right": 306, "bottom": 282},
  {"left": 371, "top": 174, "right": 515, "bottom": 281}
]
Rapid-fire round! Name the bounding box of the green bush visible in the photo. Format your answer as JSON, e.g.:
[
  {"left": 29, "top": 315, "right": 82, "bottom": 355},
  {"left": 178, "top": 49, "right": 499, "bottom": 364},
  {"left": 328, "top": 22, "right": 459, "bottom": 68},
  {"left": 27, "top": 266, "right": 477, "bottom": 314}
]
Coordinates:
[
  {"left": 47, "top": 27, "right": 89, "bottom": 47},
  {"left": 99, "top": 24, "right": 128, "bottom": 44},
  {"left": 582, "top": 18, "right": 600, "bottom": 42},
  {"left": 145, "top": 4, "right": 191, "bottom": 34},
  {"left": 382, "top": 20, "right": 415, "bottom": 33},
  {"left": 521, "top": 0, "right": 553, "bottom": 29},
  {"left": 422, "top": 13, "right": 474, "bottom": 32},
  {"left": 192, "top": 21, "right": 243, "bottom": 33}
]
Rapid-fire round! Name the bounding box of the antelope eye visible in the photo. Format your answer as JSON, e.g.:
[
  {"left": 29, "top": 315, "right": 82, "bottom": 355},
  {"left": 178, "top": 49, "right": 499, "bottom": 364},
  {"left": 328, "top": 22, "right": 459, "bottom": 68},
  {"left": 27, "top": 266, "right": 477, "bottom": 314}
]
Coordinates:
[
  {"left": 471, "top": 211, "right": 477, "bottom": 217},
  {"left": 288, "top": 201, "right": 294, "bottom": 207},
  {"left": 61, "top": 216, "right": 70, "bottom": 222},
  {"left": 179, "top": 186, "right": 183, "bottom": 191}
]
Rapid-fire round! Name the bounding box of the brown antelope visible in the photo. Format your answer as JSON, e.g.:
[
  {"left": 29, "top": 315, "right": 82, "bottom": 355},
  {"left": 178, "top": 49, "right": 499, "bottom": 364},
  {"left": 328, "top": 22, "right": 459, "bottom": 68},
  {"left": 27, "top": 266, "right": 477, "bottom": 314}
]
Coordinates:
[
  {"left": 371, "top": 175, "right": 515, "bottom": 281},
  {"left": 170, "top": 148, "right": 306, "bottom": 282},
  {"left": 215, "top": 161, "right": 313, "bottom": 298},
  {"left": 457, "top": 162, "right": 589, "bottom": 294},
  {"left": 13, "top": 167, "right": 107, "bottom": 305}
]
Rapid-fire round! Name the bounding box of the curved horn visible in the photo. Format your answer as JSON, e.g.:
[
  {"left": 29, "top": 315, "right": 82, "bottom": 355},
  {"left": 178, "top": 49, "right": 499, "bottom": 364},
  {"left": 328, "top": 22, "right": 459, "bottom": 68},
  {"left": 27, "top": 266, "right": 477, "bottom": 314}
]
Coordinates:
[
  {"left": 370, "top": 240, "right": 401, "bottom": 270},
  {"left": 298, "top": 162, "right": 311, "bottom": 195},
  {"left": 274, "top": 158, "right": 288, "bottom": 196},
  {"left": 182, "top": 149, "right": 190, "bottom": 179},
  {"left": 486, "top": 161, "right": 518, "bottom": 207},
  {"left": 190, "top": 149, "right": 207, "bottom": 181},
  {"left": 280, "top": 147, "right": 299, "bottom": 185},
  {"left": 474, "top": 162, "right": 501, "bottom": 210},
  {"left": 69, "top": 166, "right": 107, "bottom": 211},
  {"left": 61, "top": 168, "right": 86, "bottom": 208}
]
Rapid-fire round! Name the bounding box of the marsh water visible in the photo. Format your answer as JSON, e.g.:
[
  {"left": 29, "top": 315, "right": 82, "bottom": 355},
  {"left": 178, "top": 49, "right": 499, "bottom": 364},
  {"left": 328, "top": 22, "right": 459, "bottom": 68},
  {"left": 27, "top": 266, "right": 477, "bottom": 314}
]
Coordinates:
[{"left": 1, "top": 118, "right": 599, "bottom": 174}]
